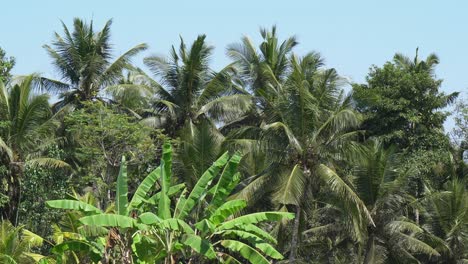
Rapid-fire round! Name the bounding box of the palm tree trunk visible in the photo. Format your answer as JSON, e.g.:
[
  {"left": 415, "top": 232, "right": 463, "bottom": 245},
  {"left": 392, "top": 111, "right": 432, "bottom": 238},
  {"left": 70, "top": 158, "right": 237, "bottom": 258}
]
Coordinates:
[
  {"left": 363, "top": 233, "right": 375, "bottom": 264},
  {"left": 4, "top": 162, "right": 24, "bottom": 225},
  {"left": 289, "top": 204, "right": 301, "bottom": 263}
]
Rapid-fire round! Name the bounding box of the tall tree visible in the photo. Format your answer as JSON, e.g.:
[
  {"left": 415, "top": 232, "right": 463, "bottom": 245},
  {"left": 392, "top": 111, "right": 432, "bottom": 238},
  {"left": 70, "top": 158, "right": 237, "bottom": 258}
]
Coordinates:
[
  {"left": 143, "top": 35, "right": 252, "bottom": 136},
  {"left": 43, "top": 18, "right": 147, "bottom": 109},
  {"left": 352, "top": 49, "right": 458, "bottom": 150},
  {"left": 0, "top": 47, "right": 15, "bottom": 83},
  {"left": 229, "top": 45, "right": 370, "bottom": 261},
  {"left": 0, "top": 76, "right": 66, "bottom": 225}
]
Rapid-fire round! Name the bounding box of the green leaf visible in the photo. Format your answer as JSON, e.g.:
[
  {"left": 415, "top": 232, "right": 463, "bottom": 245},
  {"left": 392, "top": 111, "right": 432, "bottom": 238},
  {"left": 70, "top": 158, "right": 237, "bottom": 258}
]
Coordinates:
[
  {"left": 218, "top": 212, "right": 294, "bottom": 231},
  {"left": 175, "top": 152, "right": 230, "bottom": 220},
  {"left": 129, "top": 167, "right": 161, "bottom": 209},
  {"left": 156, "top": 218, "right": 195, "bottom": 234},
  {"left": 51, "top": 241, "right": 101, "bottom": 262},
  {"left": 209, "top": 199, "right": 247, "bottom": 225},
  {"left": 317, "top": 164, "right": 374, "bottom": 227},
  {"left": 116, "top": 156, "right": 128, "bottom": 216},
  {"left": 209, "top": 153, "right": 242, "bottom": 209},
  {"left": 46, "top": 200, "right": 102, "bottom": 214},
  {"left": 234, "top": 224, "right": 277, "bottom": 244},
  {"left": 272, "top": 164, "right": 305, "bottom": 206},
  {"left": 79, "top": 214, "right": 136, "bottom": 228},
  {"left": 194, "top": 219, "right": 216, "bottom": 234},
  {"left": 182, "top": 234, "right": 216, "bottom": 259},
  {"left": 146, "top": 183, "right": 185, "bottom": 205},
  {"left": 221, "top": 240, "right": 270, "bottom": 264},
  {"left": 158, "top": 160, "right": 171, "bottom": 219},
  {"left": 138, "top": 212, "right": 162, "bottom": 225},
  {"left": 222, "top": 230, "right": 283, "bottom": 259},
  {"left": 162, "top": 140, "right": 172, "bottom": 188}
]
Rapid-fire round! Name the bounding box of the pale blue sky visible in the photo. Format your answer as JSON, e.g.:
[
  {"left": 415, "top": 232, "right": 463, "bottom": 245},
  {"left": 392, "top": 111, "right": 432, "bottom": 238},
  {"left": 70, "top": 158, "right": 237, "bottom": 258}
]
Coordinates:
[{"left": 1, "top": 0, "right": 466, "bottom": 128}]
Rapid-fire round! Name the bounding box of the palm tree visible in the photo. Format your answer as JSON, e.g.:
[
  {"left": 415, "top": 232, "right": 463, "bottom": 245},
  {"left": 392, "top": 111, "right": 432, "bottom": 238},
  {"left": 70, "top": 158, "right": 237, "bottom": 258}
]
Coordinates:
[
  {"left": 0, "top": 76, "right": 66, "bottom": 225},
  {"left": 227, "top": 25, "right": 297, "bottom": 98},
  {"left": 142, "top": 35, "right": 252, "bottom": 136},
  {"left": 394, "top": 48, "right": 440, "bottom": 74},
  {"left": 348, "top": 140, "right": 440, "bottom": 263},
  {"left": 423, "top": 179, "right": 468, "bottom": 263},
  {"left": 43, "top": 18, "right": 147, "bottom": 109},
  {"left": 229, "top": 52, "right": 371, "bottom": 262},
  {"left": 0, "top": 221, "right": 47, "bottom": 263}
]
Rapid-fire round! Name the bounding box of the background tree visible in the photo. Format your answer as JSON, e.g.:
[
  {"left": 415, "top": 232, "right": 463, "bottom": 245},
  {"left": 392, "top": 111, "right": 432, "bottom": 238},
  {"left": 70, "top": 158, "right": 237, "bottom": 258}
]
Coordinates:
[
  {"left": 63, "top": 101, "right": 160, "bottom": 209},
  {"left": 352, "top": 49, "right": 458, "bottom": 151},
  {"left": 0, "top": 76, "right": 66, "bottom": 225},
  {"left": 0, "top": 47, "right": 15, "bottom": 83},
  {"left": 43, "top": 18, "right": 147, "bottom": 109},
  {"left": 143, "top": 35, "right": 252, "bottom": 137}
]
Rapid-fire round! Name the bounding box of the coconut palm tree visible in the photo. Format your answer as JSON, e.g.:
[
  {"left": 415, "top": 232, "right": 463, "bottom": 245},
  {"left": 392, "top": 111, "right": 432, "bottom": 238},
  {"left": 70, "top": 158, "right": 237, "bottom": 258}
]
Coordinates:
[
  {"left": 142, "top": 35, "right": 252, "bottom": 136},
  {"left": 0, "top": 76, "right": 67, "bottom": 225},
  {"left": 423, "top": 179, "right": 468, "bottom": 263},
  {"left": 394, "top": 48, "right": 440, "bottom": 74},
  {"left": 348, "top": 140, "right": 440, "bottom": 263},
  {"left": 43, "top": 18, "right": 147, "bottom": 109},
  {"left": 0, "top": 221, "right": 47, "bottom": 263},
  {"left": 227, "top": 25, "right": 297, "bottom": 98},
  {"left": 228, "top": 52, "right": 371, "bottom": 262}
]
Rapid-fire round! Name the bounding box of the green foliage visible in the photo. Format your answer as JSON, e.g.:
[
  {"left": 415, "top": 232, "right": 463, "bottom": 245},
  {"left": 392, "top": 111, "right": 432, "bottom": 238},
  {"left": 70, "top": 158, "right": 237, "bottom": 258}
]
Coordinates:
[
  {"left": 0, "top": 47, "right": 15, "bottom": 83},
  {"left": 46, "top": 142, "right": 292, "bottom": 263},
  {"left": 0, "top": 221, "right": 47, "bottom": 263},
  {"left": 43, "top": 18, "right": 147, "bottom": 108},
  {"left": 1, "top": 21, "right": 466, "bottom": 264},
  {"left": 353, "top": 50, "right": 458, "bottom": 151},
  {"left": 63, "top": 101, "right": 159, "bottom": 206}
]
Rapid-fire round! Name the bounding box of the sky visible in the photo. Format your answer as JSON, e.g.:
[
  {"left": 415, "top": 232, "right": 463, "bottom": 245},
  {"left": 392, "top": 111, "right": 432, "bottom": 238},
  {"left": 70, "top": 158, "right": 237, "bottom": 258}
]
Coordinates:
[{"left": 1, "top": 0, "right": 467, "bottom": 129}]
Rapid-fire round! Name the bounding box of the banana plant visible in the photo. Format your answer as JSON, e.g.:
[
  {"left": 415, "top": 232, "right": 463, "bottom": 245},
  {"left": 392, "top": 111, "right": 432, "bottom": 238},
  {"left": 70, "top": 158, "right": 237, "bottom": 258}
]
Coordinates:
[{"left": 47, "top": 141, "right": 293, "bottom": 263}]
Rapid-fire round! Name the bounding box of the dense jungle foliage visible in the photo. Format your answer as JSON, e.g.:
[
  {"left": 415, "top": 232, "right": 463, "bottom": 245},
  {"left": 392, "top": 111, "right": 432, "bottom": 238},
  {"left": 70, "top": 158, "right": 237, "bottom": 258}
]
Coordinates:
[{"left": 0, "top": 19, "right": 466, "bottom": 263}]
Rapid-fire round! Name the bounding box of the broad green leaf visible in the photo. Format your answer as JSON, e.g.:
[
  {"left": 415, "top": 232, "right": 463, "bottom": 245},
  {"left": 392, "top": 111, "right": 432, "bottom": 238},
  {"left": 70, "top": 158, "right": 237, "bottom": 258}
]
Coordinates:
[
  {"left": 138, "top": 212, "right": 162, "bottom": 225},
  {"left": 22, "top": 229, "right": 44, "bottom": 247},
  {"left": 116, "top": 156, "right": 128, "bottom": 216},
  {"left": 218, "top": 212, "right": 294, "bottom": 230},
  {"left": 158, "top": 159, "right": 171, "bottom": 219},
  {"left": 80, "top": 214, "right": 136, "bottom": 228},
  {"left": 195, "top": 219, "right": 216, "bottom": 234},
  {"left": 222, "top": 230, "right": 283, "bottom": 259},
  {"left": 51, "top": 241, "right": 101, "bottom": 262},
  {"left": 161, "top": 140, "right": 172, "bottom": 189},
  {"left": 23, "top": 253, "right": 46, "bottom": 262},
  {"left": 234, "top": 224, "right": 277, "bottom": 244},
  {"left": 221, "top": 240, "right": 270, "bottom": 264},
  {"left": 156, "top": 218, "right": 195, "bottom": 234},
  {"left": 209, "top": 153, "right": 242, "bottom": 209},
  {"left": 209, "top": 199, "right": 247, "bottom": 225},
  {"left": 175, "top": 152, "right": 230, "bottom": 220},
  {"left": 129, "top": 167, "right": 161, "bottom": 209},
  {"left": 46, "top": 200, "right": 102, "bottom": 214},
  {"left": 146, "top": 183, "right": 185, "bottom": 205},
  {"left": 182, "top": 234, "right": 216, "bottom": 259}
]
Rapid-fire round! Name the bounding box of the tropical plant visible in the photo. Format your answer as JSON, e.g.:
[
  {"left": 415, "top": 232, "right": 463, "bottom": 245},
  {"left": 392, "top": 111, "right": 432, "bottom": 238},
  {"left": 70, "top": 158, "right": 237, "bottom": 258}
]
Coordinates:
[
  {"left": 0, "top": 221, "right": 47, "bottom": 263},
  {"left": 422, "top": 179, "right": 468, "bottom": 263},
  {"left": 228, "top": 46, "right": 369, "bottom": 261},
  {"left": 47, "top": 141, "right": 293, "bottom": 263},
  {"left": 0, "top": 76, "right": 67, "bottom": 225},
  {"left": 352, "top": 49, "right": 458, "bottom": 150},
  {"left": 348, "top": 140, "right": 440, "bottom": 263},
  {"left": 142, "top": 35, "right": 253, "bottom": 136},
  {"left": 43, "top": 18, "right": 147, "bottom": 109}
]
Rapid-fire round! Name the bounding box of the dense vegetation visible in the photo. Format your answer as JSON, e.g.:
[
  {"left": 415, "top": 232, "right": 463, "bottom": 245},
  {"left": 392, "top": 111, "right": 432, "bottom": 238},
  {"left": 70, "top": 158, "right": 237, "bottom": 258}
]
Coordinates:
[{"left": 0, "top": 19, "right": 466, "bottom": 263}]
